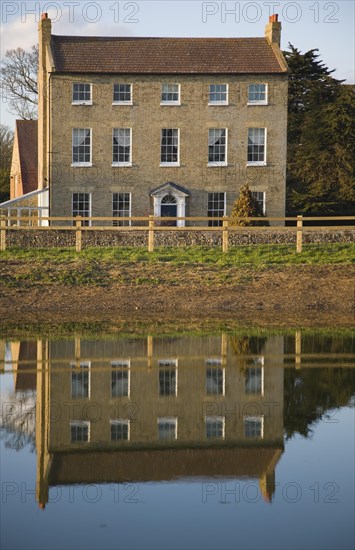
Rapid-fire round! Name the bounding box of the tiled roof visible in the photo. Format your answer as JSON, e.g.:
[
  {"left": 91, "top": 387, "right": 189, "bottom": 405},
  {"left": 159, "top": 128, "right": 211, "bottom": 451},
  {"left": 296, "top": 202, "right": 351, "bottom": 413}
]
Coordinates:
[
  {"left": 51, "top": 36, "right": 286, "bottom": 74},
  {"left": 16, "top": 120, "right": 38, "bottom": 194},
  {"left": 49, "top": 447, "right": 284, "bottom": 483}
]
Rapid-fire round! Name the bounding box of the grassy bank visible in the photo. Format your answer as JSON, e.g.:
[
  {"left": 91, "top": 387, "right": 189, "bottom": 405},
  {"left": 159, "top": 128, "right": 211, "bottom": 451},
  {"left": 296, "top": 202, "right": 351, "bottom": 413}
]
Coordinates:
[
  {"left": 1, "top": 244, "right": 353, "bottom": 327},
  {"left": 2, "top": 243, "right": 354, "bottom": 263},
  {"left": 1, "top": 243, "right": 353, "bottom": 288}
]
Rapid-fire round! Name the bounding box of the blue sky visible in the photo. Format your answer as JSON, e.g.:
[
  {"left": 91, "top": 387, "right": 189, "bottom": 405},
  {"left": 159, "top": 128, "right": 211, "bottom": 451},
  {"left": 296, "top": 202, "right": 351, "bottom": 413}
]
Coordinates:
[{"left": 1, "top": 0, "right": 354, "bottom": 127}]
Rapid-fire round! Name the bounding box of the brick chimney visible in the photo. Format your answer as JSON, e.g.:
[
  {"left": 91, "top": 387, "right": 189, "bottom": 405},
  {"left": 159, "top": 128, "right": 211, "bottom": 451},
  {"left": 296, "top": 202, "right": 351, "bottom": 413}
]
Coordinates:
[
  {"left": 265, "top": 14, "right": 281, "bottom": 47},
  {"left": 38, "top": 13, "right": 52, "bottom": 190},
  {"left": 38, "top": 13, "right": 51, "bottom": 68}
]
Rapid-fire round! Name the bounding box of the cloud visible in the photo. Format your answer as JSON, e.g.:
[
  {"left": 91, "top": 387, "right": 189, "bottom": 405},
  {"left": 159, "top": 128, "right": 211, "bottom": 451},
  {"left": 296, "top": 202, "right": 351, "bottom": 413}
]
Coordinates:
[
  {"left": 0, "top": 2, "right": 138, "bottom": 57},
  {"left": 0, "top": 17, "right": 37, "bottom": 54}
]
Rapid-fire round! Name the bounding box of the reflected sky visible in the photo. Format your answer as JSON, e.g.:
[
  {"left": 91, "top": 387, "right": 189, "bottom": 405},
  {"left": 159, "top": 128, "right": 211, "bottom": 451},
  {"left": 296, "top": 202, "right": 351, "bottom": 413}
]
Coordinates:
[{"left": 0, "top": 328, "right": 354, "bottom": 550}]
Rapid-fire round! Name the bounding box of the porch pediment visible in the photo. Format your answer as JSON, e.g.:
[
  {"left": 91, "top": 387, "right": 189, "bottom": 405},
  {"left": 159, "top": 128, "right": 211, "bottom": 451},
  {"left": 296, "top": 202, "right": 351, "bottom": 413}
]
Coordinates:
[{"left": 150, "top": 182, "right": 190, "bottom": 198}]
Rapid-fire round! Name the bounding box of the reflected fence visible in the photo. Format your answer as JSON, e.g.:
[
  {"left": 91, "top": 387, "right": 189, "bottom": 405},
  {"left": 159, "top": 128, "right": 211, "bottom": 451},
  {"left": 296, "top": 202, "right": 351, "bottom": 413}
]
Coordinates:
[{"left": 0, "top": 213, "right": 354, "bottom": 253}]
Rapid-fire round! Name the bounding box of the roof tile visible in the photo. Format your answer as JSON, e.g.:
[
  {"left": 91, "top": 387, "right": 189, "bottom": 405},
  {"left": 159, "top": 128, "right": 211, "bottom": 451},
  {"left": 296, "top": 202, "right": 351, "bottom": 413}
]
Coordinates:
[
  {"left": 51, "top": 36, "right": 286, "bottom": 74},
  {"left": 16, "top": 120, "right": 38, "bottom": 194}
]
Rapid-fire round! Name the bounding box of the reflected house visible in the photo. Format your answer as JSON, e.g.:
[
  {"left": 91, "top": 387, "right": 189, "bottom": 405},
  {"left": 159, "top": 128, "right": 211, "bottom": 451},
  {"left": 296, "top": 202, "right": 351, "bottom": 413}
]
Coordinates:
[
  {"left": 8, "top": 341, "right": 37, "bottom": 392},
  {"left": 35, "top": 334, "right": 285, "bottom": 507}
]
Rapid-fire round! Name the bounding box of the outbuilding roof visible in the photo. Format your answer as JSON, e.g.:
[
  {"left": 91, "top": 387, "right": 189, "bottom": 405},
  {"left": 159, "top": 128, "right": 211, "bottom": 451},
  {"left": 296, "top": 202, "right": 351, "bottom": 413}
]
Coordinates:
[
  {"left": 15, "top": 120, "right": 38, "bottom": 195},
  {"left": 50, "top": 35, "right": 287, "bottom": 74}
]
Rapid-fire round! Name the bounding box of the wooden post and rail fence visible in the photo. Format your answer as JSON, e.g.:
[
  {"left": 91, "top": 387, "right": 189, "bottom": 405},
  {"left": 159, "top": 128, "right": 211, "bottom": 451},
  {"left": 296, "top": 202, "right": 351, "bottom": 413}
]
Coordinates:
[{"left": 0, "top": 214, "right": 354, "bottom": 253}]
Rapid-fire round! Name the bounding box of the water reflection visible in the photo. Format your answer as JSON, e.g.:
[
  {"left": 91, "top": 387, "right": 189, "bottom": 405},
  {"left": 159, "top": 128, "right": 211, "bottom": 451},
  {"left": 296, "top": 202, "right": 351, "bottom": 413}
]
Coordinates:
[{"left": 1, "top": 330, "right": 354, "bottom": 512}]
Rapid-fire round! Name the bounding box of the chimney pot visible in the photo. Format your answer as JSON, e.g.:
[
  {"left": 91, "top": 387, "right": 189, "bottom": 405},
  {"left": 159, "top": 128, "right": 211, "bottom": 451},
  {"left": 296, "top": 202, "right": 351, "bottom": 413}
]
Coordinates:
[
  {"left": 41, "top": 13, "right": 48, "bottom": 20},
  {"left": 269, "top": 14, "right": 278, "bottom": 23}
]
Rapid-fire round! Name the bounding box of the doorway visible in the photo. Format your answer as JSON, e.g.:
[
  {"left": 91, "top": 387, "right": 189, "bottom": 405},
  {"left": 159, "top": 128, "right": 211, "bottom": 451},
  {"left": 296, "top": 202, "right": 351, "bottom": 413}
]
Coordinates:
[{"left": 160, "top": 195, "right": 177, "bottom": 226}]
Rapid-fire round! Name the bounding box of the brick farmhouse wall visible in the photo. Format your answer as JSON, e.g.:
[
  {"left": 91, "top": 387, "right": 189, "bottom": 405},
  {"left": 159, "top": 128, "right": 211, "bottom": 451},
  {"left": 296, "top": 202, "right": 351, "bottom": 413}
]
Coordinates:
[{"left": 48, "top": 73, "right": 288, "bottom": 220}]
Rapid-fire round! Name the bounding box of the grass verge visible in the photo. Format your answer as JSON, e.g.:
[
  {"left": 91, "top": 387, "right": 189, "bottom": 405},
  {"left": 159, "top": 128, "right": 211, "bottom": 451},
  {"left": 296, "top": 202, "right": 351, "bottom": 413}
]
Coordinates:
[{"left": 1, "top": 243, "right": 354, "bottom": 266}]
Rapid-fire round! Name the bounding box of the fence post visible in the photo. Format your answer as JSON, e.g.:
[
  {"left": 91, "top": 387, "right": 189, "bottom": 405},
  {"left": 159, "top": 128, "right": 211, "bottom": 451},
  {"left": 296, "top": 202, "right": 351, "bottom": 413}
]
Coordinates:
[
  {"left": 75, "top": 216, "right": 82, "bottom": 253},
  {"left": 222, "top": 216, "right": 229, "bottom": 253},
  {"left": 148, "top": 215, "right": 154, "bottom": 253},
  {"left": 295, "top": 330, "right": 302, "bottom": 369},
  {"left": 0, "top": 216, "right": 6, "bottom": 252},
  {"left": 296, "top": 215, "right": 303, "bottom": 253},
  {"left": 147, "top": 335, "right": 153, "bottom": 370}
]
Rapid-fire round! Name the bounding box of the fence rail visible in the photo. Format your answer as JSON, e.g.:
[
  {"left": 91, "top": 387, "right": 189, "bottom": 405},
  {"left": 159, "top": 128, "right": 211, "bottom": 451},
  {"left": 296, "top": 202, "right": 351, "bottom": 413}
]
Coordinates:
[{"left": 0, "top": 214, "right": 354, "bottom": 253}]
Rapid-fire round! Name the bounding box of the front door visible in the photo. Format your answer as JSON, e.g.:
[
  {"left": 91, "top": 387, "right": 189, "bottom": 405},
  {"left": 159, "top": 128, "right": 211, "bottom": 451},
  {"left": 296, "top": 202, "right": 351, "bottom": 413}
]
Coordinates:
[{"left": 160, "top": 195, "right": 177, "bottom": 226}]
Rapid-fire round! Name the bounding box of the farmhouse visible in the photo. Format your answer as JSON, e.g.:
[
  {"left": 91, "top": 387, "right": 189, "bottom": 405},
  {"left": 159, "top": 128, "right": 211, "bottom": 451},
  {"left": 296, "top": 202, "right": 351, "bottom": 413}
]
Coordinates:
[{"left": 35, "top": 13, "right": 287, "bottom": 225}]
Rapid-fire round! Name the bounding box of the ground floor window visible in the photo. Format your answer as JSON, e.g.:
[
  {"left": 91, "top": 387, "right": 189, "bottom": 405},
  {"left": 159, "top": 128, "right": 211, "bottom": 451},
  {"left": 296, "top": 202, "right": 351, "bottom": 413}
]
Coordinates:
[
  {"left": 207, "top": 192, "right": 226, "bottom": 227},
  {"left": 244, "top": 416, "right": 264, "bottom": 438},
  {"left": 112, "top": 193, "right": 131, "bottom": 226},
  {"left": 72, "top": 192, "right": 91, "bottom": 226},
  {"left": 158, "top": 417, "right": 177, "bottom": 440},
  {"left": 251, "top": 191, "right": 266, "bottom": 214},
  {"left": 70, "top": 421, "right": 90, "bottom": 443},
  {"left": 110, "top": 420, "right": 130, "bottom": 441},
  {"left": 205, "top": 416, "right": 225, "bottom": 439}
]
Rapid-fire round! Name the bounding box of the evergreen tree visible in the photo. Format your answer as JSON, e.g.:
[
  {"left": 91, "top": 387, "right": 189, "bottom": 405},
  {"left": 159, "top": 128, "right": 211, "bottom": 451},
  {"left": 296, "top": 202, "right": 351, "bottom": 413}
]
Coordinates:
[
  {"left": 284, "top": 44, "right": 354, "bottom": 216},
  {"left": 290, "top": 85, "right": 355, "bottom": 214},
  {"left": 229, "top": 184, "right": 265, "bottom": 226}
]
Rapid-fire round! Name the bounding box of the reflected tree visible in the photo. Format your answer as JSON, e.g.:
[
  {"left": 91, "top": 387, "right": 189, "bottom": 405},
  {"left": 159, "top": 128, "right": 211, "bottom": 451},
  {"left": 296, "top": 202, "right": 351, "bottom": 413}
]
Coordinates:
[
  {"left": 284, "top": 368, "right": 355, "bottom": 439},
  {"left": 0, "top": 390, "right": 36, "bottom": 452}
]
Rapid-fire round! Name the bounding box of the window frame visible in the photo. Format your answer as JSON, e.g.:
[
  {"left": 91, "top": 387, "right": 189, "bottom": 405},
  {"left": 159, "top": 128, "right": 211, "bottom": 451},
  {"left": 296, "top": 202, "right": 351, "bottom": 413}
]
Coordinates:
[
  {"left": 160, "top": 83, "right": 181, "bottom": 105},
  {"left": 112, "top": 193, "right": 131, "bottom": 227},
  {"left": 70, "top": 421, "right": 90, "bottom": 443},
  {"left": 112, "top": 83, "right": 133, "bottom": 105},
  {"left": 208, "top": 83, "right": 229, "bottom": 105},
  {"left": 72, "top": 192, "right": 92, "bottom": 226},
  {"left": 112, "top": 128, "right": 132, "bottom": 167},
  {"left": 245, "top": 357, "right": 264, "bottom": 396},
  {"left": 251, "top": 191, "right": 266, "bottom": 214},
  {"left": 72, "top": 128, "right": 92, "bottom": 167},
  {"left": 111, "top": 360, "right": 131, "bottom": 398},
  {"left": 243, "top": 415, "right": 264, "bottom": 438},
  {"left": 247, "top": 83, "right": 268, "bottom": 105},
  {"left": 158, "top": 359, "right": 178, "bottom": 397},
  {"left": 205, "top": 415, "right": 225, "bottom": 440},
  {"left": 160, "top": 128, "right": 180, "bottom": 166},
  {"left": 110, "top": 419, "right": 130, "bottom": 441},
  {"left": 247, "top": 127, "right": 267, "bottom": 166},
  {"left": 206, "top": 359, "right": 225, "bottom": 396},
  {"left": 70, "top": 360, "right": 91, "bottom": 399},
  {"left": 157, "top": 417, "right": 178, "bottom": 440},
  {"left": 208, "top": 128, "right": 228, "bottom": 166},
  {"left": 207, "top": 192, "right": 226, "bottom": 227},
  {"left": 72, "top": 82, "right": 92, "bottom": 105}
]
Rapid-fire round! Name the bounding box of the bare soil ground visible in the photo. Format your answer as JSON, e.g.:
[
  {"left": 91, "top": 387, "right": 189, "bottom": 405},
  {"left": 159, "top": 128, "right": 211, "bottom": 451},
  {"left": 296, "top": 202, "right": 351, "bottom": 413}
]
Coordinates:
[{"left": 0, "top": 262, "right": 354, "bottom": 328}]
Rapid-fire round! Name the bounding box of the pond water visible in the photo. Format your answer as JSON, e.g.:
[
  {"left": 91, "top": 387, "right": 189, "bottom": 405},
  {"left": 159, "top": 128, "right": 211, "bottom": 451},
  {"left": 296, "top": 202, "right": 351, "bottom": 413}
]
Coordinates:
[{"left": 0, "top": 327, "right": 354, "bottom": 550}]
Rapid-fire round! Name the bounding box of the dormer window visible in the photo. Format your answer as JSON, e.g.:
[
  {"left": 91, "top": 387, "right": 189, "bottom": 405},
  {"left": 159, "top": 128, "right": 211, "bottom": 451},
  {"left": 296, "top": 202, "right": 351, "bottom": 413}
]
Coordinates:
[
  {"left": 161, "top": 83, "right": 180, "bottom": 105},
  {"left": 72, "top": 83, "right": 92, "bottom": 105},
  {"left": 248, "top": 83, "right": 268, "bottom": 105}
]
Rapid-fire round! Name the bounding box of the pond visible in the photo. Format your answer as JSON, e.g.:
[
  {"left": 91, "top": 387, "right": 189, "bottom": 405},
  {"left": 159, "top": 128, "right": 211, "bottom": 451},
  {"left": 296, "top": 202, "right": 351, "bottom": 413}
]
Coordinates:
[{"left": 0, "top": 327, "right": 354, "bottom": 550}]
